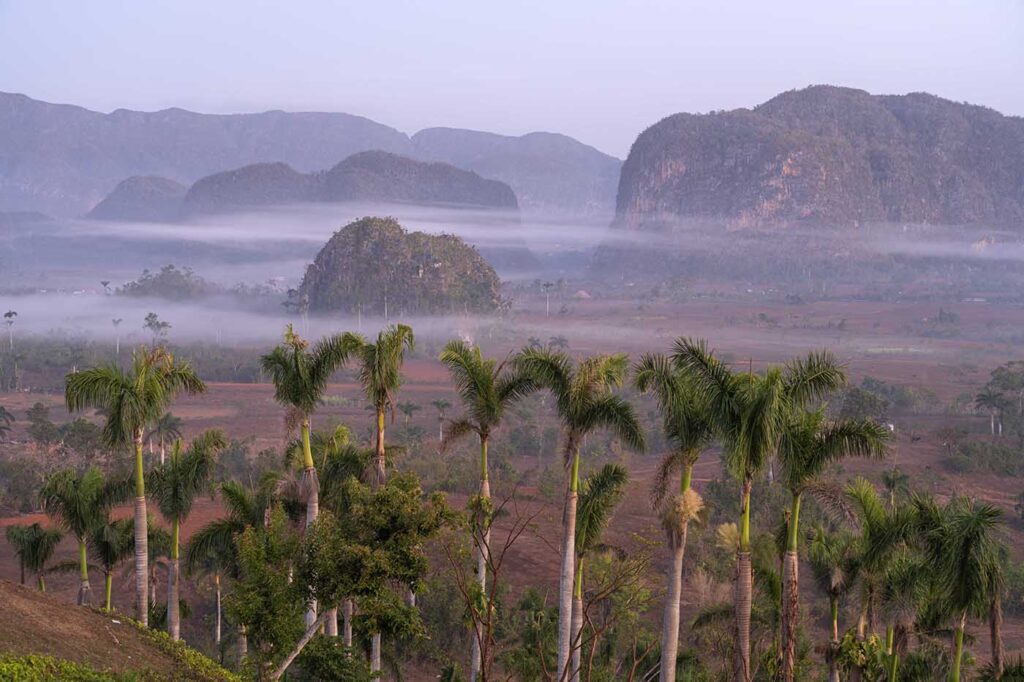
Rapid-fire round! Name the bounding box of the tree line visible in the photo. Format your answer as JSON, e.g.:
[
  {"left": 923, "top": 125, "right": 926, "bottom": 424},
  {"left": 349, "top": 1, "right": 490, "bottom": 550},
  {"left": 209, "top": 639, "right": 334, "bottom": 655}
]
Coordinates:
[{"left": 3, "top": 325, "right": 1013, "bottom": 682}]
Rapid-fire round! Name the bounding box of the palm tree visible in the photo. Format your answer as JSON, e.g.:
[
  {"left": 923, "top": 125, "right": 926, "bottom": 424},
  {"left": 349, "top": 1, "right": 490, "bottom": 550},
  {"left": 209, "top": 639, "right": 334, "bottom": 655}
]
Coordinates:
[
  {"left": 514, "top": 348, "right": 645, "bottom": 682},
  {"left": 39, "top": 467, "right": 130, "bottom": 604},
  {"left": 186, "top": 474, "right": 280, "bottom": 664},
  {"left": 147, "top": 412, "right": 183, "bottom": 465},
  {"left": 89, "top": 517, "right": 134, "bottom": 612},
  {"left": 344, "top": 323, "right": 414, "bottom": 672},
  {"left": 431, "top": 398, "right": 451, "bottom": 442},
  {"left": 915, "top": 496, "right": 1004, "bottom": 682},
  {"left": 974, "top": 388, "right": 1007, "bottom": 438},
  {"left": 5, "top": 523, "right": 62, "bottom": 591},
  {"left": 148, "top": 430, "right": 224, "bottom": 640},
  {"left": 672, "top": 339, "right": 845, "bottom": 681},
  {"left": 571, "top": 463, "right": 628, "bottom": 681},
  {"left": 345, "top": 323, "right": 414, "bottom": 488},
  {"left": 881, "top": 467, "right": 909, "bottom": 510},
  {"left": 776, "top": 409, "right": 888, "bottom": 681},
  {"left": 439, "top": 339, "right": 535, "bottom": 682},
  {"left": 65, "top": 346, "right": 206, "bottom": 625},
  {"left": 807, "top": 526, "right": 859, "bottom": 682},
  {"left": 634, "top": 352, "right": 714, "bottom": 682},
  {"left": 261, "top": 324, "right": 355, "bottom": 628}
]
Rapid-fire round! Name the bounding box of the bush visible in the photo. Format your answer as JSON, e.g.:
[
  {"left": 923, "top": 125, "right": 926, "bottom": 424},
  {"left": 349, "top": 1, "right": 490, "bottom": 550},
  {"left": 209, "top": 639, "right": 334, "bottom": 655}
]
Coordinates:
[
  {"left": 0, "top": 654, "right": 125, "bottom": 681},
  {"left": 294, "top": 636, "right": 373, "bottom": 681},
  {"left": 944, "top": 441, "right": 1024, "bottom": 476}
]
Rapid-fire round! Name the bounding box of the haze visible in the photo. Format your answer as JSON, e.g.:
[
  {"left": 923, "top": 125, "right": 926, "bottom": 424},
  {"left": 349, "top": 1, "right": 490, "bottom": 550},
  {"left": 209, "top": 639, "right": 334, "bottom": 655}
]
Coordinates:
[{"left": 1, "top": 0, "right": 1020, "bottom": 156}]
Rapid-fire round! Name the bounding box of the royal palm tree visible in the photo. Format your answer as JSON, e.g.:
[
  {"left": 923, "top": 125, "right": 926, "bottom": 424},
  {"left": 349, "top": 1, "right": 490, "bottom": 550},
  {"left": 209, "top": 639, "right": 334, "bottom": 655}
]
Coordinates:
[
  {"left": 431, "top": 398, "right": 451, "bottom": 441},
  {"left": 807, "top": 526, "right": 859, "bottom": 682},
  {"left": 147, "top": 411, "right": 183, "bottom": 465},
  {"left": 672, "top": 338, "right": 844, "bottom": 682},
  {"left": 514, "top": 349, "right": 645, "bottom": 682},
  {"left": 440, "top": 340, "right": 536, "bottom": 681},
  {"left": 974, "top": 388, "right": 1007, "bottom": 438},
  {"left": 186, "top": 474, "right": 280, "bottom": 664},
  {"left": 634, "top": 352, "right": 714, "bottom": 682},
  {"left": 881, "top": 466, "right": 909, "bottom": 510},
  {"left": 65, "top": 346, "right": 206, "bottom": 625},
  {"left": 344, "top": 324, "right": 414, "bottom": 488},
  {"left": 89, "top": 517, "right": 134, "bottom": 611},
  {"left": 149, "top": 430, "right": 224, "bottom": 640},
  {"left": 261, "top": 324, "right": 355, "bottom": 628},
  {"left": 776, "top": 409, "right": 888, "bottom": 681},
  {"left": 5, "top": 523, "right": 62, "bottom": 591},
  {"left": 39, "top": 467, "right": 130, "bottom": 604},
  {"left": 571, "top": 463, "right": 628, "bottom": 681},
  {"left": 343, "top": 323, "right": 414, "bottom": 672},
  {"left": 915, "top": 495, "right": 1004, "bottom": 682}
]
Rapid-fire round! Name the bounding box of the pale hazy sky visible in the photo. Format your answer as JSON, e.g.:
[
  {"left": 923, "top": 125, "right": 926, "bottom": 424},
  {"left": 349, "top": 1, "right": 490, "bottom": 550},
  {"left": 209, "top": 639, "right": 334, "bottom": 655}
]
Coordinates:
[{"left": 1, "top": 0, "right": 1020, "bottom": 157}]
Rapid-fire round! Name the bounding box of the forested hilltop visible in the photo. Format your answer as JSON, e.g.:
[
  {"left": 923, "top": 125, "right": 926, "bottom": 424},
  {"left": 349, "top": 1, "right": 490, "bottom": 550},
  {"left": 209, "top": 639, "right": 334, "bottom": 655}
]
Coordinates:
[
  {"left": 297, "top": 217, "right": 503, "bottom": 315},
  {"left": 616, "top": 86, "right": 1024, "bottom": 229}
]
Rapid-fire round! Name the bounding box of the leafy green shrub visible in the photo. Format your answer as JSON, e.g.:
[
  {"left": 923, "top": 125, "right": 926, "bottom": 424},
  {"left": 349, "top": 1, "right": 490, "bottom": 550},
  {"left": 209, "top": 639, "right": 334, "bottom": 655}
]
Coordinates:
[
  {"left": 294, "top": 636, "right": 373, "bottom": 681},
  {"left": 0, "top": 654, "right": 126, "bottom": 681}
]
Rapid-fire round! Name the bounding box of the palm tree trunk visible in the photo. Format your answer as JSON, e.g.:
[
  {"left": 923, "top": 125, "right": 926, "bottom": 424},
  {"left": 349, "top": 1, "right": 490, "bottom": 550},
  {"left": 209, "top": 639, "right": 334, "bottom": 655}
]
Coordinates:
[
  {"left": 77, "top": 538, "right": 91, "bottom": 605},
  {"left": 37, "top": 574, "right": 46, "bottom": 592},
  {"left": 781, "top": 492, "right": 802, "bottom": 682},
  {"left": 950, "top": 611, "right": 966, "bottom": 682},
  {"left": 105, "top": 572, "right": 113, "bottom": 612},
  {"left": 886, "top": 625, "right": 898, "bottom": 682},
  {"left": 371, "top": 633, "right": 382, "bottom": 673},
  {"left": 660, "top": 463, "right": 693, "bottom": 682},
  {"left": 325, "top": 607, "right": 338, "bottom": 637},
  {"left": 133, "top": 432, "right": 149, "bottom": 626},
  {"left": 734, "top": 478, "right": 753, "bottom": 682},
  {"left": 991, "top": 596, "right": 1004, "bottom": 679},
  {"left": 374, "top": 408, "right": 386, "bottom": 487},
  {"left": 301, "top": 419, "right": 319, "bottom": 629},
  {"left": 215, "top": 574, "right": 222, "bottom": 646},
  {"left": 827, "top": 597, "right": 840, "bottom": 682},
  {"left": 556, "top": 448, "right": 581, "bottom": 682},
  {"left": 470, "top": 438, "right": 490, "bottom": 682},
  {"left": 342, "top": 599, "right": 353, "bottom": 647},
  {"left": 168, "top": 519, "right": 180, "bottom": 640},
  {"left": 571, "top": 562, "right": 584, "bottom": 682},
  {"left": 237, "top": 625, "right": 248, "bottom": 666},
  {"left": 18, "top": 557, "right": 24, "bottom": 585}
]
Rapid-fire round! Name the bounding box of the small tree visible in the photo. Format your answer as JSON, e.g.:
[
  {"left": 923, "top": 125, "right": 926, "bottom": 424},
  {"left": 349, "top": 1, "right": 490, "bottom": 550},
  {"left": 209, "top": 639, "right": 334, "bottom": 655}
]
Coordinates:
[
  {"left": 144, "top": 312, "right": 171, "bottom": 346},
  {"left": 5, "top": 523, "right": 62, "bottom": 591}
]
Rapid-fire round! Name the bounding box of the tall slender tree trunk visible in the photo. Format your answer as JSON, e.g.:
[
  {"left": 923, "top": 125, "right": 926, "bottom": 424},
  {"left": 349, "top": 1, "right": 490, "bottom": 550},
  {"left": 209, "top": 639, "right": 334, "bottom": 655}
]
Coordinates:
[
  {"left": 556, "top": 448, "right": 581, "bottom": 682},
  {"left": 301, "top": 418, "right": 319, "bottom": 629},
  {"left": 827, "top": 597, "right": 840, "bottom": 682},
  {"left": 781, "top": 492, "right": 802, "bottom": 682},
  {"left": 77, "top": 538, "right": 91, "bottom": 605},
  {"left": 370, "top": 407, "right": 386, "bottom": 675},
  {"left": 470, "top": 437, "right": 490, "bottom": 682},
  {"left": 950, "top": 611, "right": 966, "bottom": 682},
  {"left": 133, "top": 432, "right": 149, "bottom": 626},
  {"left": 734, "top": 478, "right": 753, "bottom": 682},
  {"left": 37, "top": 574, "right": 46, "bottom": 592},
  {"left": 661, "top": 464, "right": 694, "bottom": 682},
  {"left": 342, "top": 599, "right": 353, "bottom": 647},
  {"left": 215, "top": 574, "right": 222, "bottom": 646},
  {"left": 886, "top": 625, "right": 899, "bottom": 682},
  {"left": 168, "top": 520, "right": 180, "bottom": 640},
  {"left": 104, "top": 572, "right": 113, "bottom": 612},
  {"left": 571, "top": 563, "right": 584, "bottom": 682},
  {"left": 991, "top": 596, "right": 1004, "bottom": 679},
  {"left": 236, "top": 625, "right": 248, "bottom": 666},
  {"left": 325, "top": 607, "right": 338, "bottom": 637}
]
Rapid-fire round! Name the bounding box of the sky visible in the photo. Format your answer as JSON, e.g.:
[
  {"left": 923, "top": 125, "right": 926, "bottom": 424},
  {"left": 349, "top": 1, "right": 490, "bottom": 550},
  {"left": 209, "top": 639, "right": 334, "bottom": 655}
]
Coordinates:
[{"left": 0, "top": 0, "right": 1021, "bottom": 157}]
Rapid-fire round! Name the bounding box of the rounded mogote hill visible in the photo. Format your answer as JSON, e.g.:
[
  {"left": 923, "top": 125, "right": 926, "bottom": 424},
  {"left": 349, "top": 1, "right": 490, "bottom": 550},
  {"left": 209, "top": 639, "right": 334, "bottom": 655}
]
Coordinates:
[{"left": 299, "top": 216, "right": 502, "bottom": 315}]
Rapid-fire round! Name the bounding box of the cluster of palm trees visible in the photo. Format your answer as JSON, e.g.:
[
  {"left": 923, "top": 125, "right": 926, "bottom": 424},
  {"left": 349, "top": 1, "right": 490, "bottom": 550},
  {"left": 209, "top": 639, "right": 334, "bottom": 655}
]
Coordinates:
[{"left": 1, "top": 327, "right": 1012, "bottom": 682}]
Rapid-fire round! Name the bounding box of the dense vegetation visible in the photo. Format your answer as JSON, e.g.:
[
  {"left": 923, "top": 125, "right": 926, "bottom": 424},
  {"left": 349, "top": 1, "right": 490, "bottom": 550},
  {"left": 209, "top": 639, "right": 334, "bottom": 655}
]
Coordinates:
[
  {"left": 298, "top": 217, "right": 502, "bottom": 316},
  {"left": 1, "top": 320, "right": 1016, "bottom": 682}
]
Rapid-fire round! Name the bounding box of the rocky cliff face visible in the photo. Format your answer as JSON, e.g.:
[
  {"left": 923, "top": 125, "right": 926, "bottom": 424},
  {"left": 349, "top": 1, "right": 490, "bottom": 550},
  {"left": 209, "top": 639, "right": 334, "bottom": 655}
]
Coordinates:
[
  {"left": 86, "top": 176, "right": 188, "bottom": 221},
  {"left": 616, "top": 86, "right": 1024, "bottom": 229},
  {"left": 412, "top": 128, "right": 621, "bottom": 217}
]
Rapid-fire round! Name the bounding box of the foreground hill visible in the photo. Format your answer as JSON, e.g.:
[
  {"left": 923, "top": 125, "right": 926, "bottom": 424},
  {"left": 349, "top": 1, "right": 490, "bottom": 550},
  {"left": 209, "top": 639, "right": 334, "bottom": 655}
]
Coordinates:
[
  {"left": 1, "top": 92, "right": 617, "bottom": 217},
  {"left": 616, "top": 86, "right": 1024, "bottom": 229},
  {"left": 299, "top": 216, "right": 502, "bottom": 314},
  {"left": 412, "top": 128, "right": 621, "bottom": 216},
  {"left": 0, "top": 580, "right": 236, "bottom": 681}
]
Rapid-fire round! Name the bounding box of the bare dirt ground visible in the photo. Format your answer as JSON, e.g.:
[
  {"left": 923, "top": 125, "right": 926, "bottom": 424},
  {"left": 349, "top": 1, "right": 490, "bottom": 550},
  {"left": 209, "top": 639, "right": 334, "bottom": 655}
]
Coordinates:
[{"left": 2, "top": 294, "right": 1023, "bottom": 672}]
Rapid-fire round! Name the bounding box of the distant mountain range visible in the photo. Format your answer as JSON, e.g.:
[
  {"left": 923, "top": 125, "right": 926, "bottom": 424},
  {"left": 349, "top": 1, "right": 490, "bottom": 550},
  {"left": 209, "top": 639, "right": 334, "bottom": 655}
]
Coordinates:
[
  {"left": 0, "top": 92, "right": 620, "bottom": 218},
  {"left": 616, "top": 86, "right": 1024, "bottom": 230}
]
